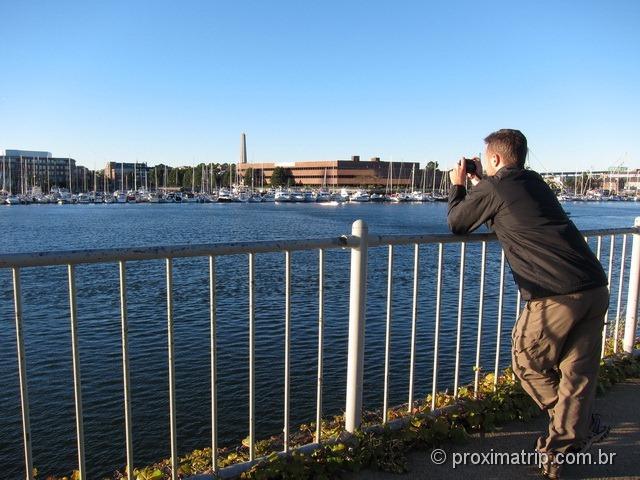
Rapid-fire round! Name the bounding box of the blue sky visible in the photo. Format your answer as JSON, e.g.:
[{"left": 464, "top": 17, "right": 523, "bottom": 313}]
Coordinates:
[{"left": 0, "top": 0, "right": 638, "bottom": 171}]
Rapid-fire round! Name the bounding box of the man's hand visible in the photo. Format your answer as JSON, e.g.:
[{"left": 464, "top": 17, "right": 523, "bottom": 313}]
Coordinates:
[{"left": 449, "top": 158, "right": 467, "bottom": 186}]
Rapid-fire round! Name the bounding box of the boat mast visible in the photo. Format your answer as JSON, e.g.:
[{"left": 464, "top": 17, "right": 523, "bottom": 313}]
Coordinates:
[
  {"left": 432, "top": 162, "right": 437, "bottom": 193},
  {"left": 410, "top": 164, "right": 415, "bottom": 192},
  {"left": 422, "top": 165, "right": 427, "bottom": 193}
]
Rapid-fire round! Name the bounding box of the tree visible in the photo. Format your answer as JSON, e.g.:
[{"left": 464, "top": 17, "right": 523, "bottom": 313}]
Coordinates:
[
  {"left": 271, "top": 166, "right": 293, "bottom": 187},
  {"left": 219, "top": 164, "right": 236, "bottom": 187}
]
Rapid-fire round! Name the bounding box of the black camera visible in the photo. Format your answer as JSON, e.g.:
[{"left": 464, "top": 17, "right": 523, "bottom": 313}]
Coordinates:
[{"left": 464, "top": 158, "right": 477, "bottom": 174}]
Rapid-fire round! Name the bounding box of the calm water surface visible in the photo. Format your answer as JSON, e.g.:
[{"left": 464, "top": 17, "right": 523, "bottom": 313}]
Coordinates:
[{"left": 1, "top": 202, "right": 637, "bottom": 478}]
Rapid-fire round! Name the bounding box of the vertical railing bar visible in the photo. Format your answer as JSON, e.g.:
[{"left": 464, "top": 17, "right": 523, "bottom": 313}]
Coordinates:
[
  {"left": 13, "top": 268, "right": 34, "bottom": 480},
  {"left": 453, "top": 242, "right": 465, "bottom": 398},
  {"left": 614, "top": 234, "right": 627, "bottom": 353},
  {"left": 248, "top": 253, "right": 256, "bottom": 460},
  {"left": 431, "top": 243, "right": 443, "bottom": 411},
  {"left": 383, "top": 245, "right": 393, "bottom": 423},
  {"left": 602, "top": 235, "right": 616, "bottom": 358},
  {"left": 315, "top": 249, "right": 324, "bottom": 443},
  {"left": 408, "top": 243, "right": 419, "bottom": 412},
  {"left": 118, "top": 261, "right": 133, "bottom": 480},
  {"left": 473, "top": 242, "right": 486, "bottom": 397},
  {"left": 165, "top": 258, "right": 177, "bottom": 480},
  {"left": 209, "top": 256, "right": 218, "bottom": 472},
  {"left": 283, "top": 251, "right": 291, "bottom": 452},
  {"left": 623, "top": 218, "right": 640, "bottom": 353},
  {"left": 595, "top": 236, "right": 602, "bottom": 357},
  {"left": 67, "top": 264, "right": 86, "bottom": 480},
  {"left": 494, "top": 250, "right": 506, "bottom": 389}
]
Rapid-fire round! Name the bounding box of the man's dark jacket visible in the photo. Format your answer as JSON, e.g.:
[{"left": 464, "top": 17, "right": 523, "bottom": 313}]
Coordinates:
[{"left": 447, "top": 166, "right": 607, "bottom": 300}]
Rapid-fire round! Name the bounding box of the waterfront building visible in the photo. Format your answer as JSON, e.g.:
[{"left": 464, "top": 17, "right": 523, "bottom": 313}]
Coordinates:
[
  {"left": 237, "top": 156, "right": 420, "bottom": 188},
  {"left": 104, "top": 161, "right": 149, "bottom": 191},
  {"left": 0, "top": 149, "right": 77, "bottom": 194}
]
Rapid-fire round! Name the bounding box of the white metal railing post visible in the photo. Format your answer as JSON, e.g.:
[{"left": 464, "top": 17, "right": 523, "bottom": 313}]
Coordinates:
[
  {"left": 623, "top": 218, "right": 640, "bottom": 353},
  {"left": 283, "top": 251, "right": 290, "bottom": 452},
  {"left": 473, "top": 242, "right": 486, "bottom": 397},
  {"left": 345, "top": 220, "right": 368, "bottom": 433},
  {"left": 118, "top": 261, "right": 133, "bottom": 480},
  {"left": 494, "top": 250, "right": 506, "bottom": 389},
  {"left": 315, "top": 249, "right": 325, "bottom": 442},
  {"left": 67, "top": 264, "right": 86, "bottom": 480},
  {"left": 249, "top": 253, "right": 256, "bottom": 460},
  {"left": 614, "top": 235, "right": 628, "bottom": 353},
  {"left": 431, "top": 243, "right": 444, "bottom": 411},
  {"left": 165, "top": 258, "right": 177, "bottom": 480},
  {"left": 602, "top": 235, "right": 616, "bottom": 358},
  {"left": 453, "top": 242, "right": 465, "bottom": 397},
  {"left": 383, "top": 245, "right": 393, "bottom": 423},
  {"left": 209, "top": 256, "right": 218, "bottom": 473},
  {"left": 13, "top": 268, "right": 34, "bottom": 480},
  {"left": 407, "top": 244, "right": 419, "bottom": 412}
]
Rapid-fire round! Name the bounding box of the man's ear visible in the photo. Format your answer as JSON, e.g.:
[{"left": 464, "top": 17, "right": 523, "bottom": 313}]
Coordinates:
[{"left": 492, "top": 154, "right": 501, "bottom": 167}]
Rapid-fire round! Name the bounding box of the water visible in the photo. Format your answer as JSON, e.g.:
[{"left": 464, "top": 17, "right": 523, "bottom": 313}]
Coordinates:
[{"left": 0, "top": 202, "right": 637, "bottom": 478}]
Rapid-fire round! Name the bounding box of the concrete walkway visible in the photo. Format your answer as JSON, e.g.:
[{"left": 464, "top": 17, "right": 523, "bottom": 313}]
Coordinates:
[{"left": 347, "top": 378, "right": 640, "bottom": 480}]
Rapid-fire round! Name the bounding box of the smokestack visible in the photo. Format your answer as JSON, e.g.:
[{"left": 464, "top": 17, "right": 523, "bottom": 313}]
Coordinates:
[
  {"left": 240, "top": 133, "right": 247, "bottom": 164},
  {"left": 351, "top": 155, "right": 360, "bottom": 162}
]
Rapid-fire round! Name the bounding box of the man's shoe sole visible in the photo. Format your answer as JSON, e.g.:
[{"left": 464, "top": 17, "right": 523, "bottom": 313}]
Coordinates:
[{"left": 580, "top": 424, "right": 611, "bottom": 453}]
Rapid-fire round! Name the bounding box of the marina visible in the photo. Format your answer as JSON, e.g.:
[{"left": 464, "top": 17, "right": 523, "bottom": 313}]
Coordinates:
[
  {"left": 3, "top": 148, "right": 640, "bottom": 206},
  {"left": 2, "top": 185, "right": 639, "bottom": 205}
]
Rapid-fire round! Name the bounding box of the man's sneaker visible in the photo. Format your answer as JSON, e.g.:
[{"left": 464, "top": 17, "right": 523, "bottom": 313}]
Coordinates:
[
  {"left": 539, "top": 451, "right": 562, "bottom": 479},
  {"left": 579, "top": 413, "right": 611, "bottom": 452}
]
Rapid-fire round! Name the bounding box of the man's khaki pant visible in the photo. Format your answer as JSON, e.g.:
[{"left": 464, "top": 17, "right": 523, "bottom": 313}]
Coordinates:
[{"left": 511, "top": 285, "right": 609, "bottom": 453}]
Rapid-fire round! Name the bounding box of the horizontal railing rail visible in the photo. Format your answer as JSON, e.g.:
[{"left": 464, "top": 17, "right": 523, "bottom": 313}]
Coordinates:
[
  {"left": 3, "top": 227, "right": 637, "bottom": 269},
  {"left": 4, "top": 221, "right": 640, "bottom": 480},
  {"left": 0, "top": 237, "right": 355, "bottom": 269}
]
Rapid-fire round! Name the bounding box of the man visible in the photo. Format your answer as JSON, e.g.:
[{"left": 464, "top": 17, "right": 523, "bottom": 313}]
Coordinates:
[{"left": 447, "top": 129, "right": 610, "bottom": 479}]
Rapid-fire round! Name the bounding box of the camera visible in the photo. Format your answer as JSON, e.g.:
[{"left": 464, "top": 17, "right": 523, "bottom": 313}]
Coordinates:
[{"left": 464, "top": 158, "right": 477, "bottom": 174}]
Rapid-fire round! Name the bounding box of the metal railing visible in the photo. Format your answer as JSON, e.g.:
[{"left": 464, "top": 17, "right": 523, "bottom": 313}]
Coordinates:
[{"left": 3, "top": 219, "right": 640, "bottom": 480}]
